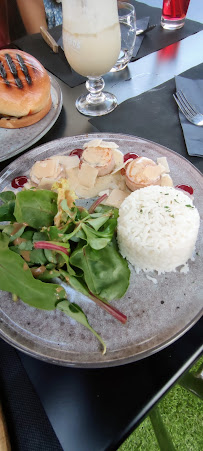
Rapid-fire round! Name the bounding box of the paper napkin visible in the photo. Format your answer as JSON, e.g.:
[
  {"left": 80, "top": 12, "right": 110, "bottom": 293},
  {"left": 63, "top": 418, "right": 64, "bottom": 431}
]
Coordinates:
[{"left": 175, "top": 75, "right": 203, "bottom": 157}]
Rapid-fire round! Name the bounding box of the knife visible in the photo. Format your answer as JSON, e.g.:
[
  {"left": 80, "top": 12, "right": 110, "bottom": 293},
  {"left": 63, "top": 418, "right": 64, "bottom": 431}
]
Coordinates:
[
  {"left": 40, "top": 26, "right": 71, "bottom": 69},
  {"left": 136, "top": 24, "right": 156, "bottom": 36}
]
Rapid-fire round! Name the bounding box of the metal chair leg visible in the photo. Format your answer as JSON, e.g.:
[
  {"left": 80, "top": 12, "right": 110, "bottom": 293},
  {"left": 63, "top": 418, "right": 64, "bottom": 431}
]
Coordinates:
[
  {"left": 179, "top": 362, "right": 203, "bottom": 400},
  {"left": 144, "top": 359, "right": 203, "bottom": 451},
  {"left": 149, "top": 405, "right": 176, "bottom": 451}
]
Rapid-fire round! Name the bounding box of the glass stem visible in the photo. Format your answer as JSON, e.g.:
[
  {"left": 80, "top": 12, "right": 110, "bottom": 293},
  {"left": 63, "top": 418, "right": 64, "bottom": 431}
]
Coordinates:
[{"left": 86, "top": 77, "right": 106, "bottom": 104}]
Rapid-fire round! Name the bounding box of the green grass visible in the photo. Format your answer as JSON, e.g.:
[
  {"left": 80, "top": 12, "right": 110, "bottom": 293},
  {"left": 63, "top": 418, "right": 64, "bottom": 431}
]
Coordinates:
[{"left": 119, "top": 356, "right": 203, "bottom": 451}]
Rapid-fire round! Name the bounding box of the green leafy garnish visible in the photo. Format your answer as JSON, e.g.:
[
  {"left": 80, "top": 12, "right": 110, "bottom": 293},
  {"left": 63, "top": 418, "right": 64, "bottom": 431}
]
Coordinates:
[
  {"left": 57, "top": 301, "right": 106, "bottom": 354},
  {"left": 0, "top": 233, "right": 65, "bottom": 310},
  {"left": 0, "top": 191, "right": 16, "bottom": 222},
  {"left": 70, "top": 240, "right": 130, "bottom": 301},
  {"left": 14, "top": 189, "right": 57, "bottom": 228},
  {"left": 0, "top": 186, "right": 130, "bottom": 353}
]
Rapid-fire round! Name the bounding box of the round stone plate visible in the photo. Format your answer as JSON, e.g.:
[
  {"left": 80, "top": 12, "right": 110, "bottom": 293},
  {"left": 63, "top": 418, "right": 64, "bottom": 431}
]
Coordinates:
[
  {"left": 0, "top": 133, "right": 202, "bottom": 368},
  {"left": 0, "top": 74, "right": 63, "bottom": 162}
]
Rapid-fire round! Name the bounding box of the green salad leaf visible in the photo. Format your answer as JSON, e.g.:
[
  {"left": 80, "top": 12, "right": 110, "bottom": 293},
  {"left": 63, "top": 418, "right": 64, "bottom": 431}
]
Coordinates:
[
  {"left": 0, "top": 191, "right": 16, "bottom": 222},
  {"left": 0, "top": 191, "right": 16, "bottom": 202},
  {"left": 14, "top": 190, "right": 57, "bottom": 228},
  {"left": 0, "top": 232, "right": 65, "bottom": 309},
  {"left": 57, "top": 300, "right": 106, "bottom": 354},
  {"left": 70, "top": 239, "right": 130, "bottom": 301},
  {"left": 0, "top": 186, "right": 131, "bottom": 353}
]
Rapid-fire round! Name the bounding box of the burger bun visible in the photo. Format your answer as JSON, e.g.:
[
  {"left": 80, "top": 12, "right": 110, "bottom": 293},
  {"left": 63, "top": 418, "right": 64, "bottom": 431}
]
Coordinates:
[{"left": 0, "top": 49, "right": 52, "bottom": 128}]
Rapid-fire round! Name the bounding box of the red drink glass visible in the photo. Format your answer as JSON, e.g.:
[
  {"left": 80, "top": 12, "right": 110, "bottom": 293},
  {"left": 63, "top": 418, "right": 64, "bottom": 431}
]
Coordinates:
[{"left": 161, "top": 0, "right": 190, "bottom": 30}]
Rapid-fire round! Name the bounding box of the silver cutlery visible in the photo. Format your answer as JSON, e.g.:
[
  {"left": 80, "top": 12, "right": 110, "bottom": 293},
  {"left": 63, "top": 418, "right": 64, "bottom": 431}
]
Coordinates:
[
  {"left": 136, "top": 24, "right": 156, "bottom": 35},
  {"left": 173, "top": 90, "right": 203, "bottom": 126}
]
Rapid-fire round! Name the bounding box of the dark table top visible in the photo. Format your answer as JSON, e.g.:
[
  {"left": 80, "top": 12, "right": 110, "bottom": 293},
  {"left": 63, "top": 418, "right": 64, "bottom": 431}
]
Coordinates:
[{"left": 0, "top": 1, "right": 203, "bottom": 450}]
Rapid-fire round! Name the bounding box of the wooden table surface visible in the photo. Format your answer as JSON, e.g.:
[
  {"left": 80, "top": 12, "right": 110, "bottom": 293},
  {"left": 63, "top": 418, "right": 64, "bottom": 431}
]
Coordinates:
[{"left": 0, "top": 405, "right": 10, "bottom": 451}]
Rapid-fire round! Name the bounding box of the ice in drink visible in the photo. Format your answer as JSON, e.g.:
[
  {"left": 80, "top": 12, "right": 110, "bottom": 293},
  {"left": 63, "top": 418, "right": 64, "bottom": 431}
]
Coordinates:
[
  {"left": 62, "top": 0, "right": 121, "bottom": 76},
  {"left": 161, "top": 0, "right": 190, "bottom": 30}
]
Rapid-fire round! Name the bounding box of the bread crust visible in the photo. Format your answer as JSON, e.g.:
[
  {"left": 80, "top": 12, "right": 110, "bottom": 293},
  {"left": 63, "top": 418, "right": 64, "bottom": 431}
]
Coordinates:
[
  {"left": 0, "top": 95, "right": 52, "bottom": 129},
  {"left": 0, "top": 49, "right": 51, "bottom": 118}
]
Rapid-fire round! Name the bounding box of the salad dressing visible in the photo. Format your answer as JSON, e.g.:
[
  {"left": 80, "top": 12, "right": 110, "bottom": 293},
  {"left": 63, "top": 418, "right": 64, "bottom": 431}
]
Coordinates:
[
  {"left": 31, "top": 266, "right": 46, "bottom": 277},
  {"left": 13, "top": 237, "right": 26, "bottom": 246},
  {"left": 11, "top": 222, "right": 26, "bottom": 235},
  {"left": 21, "top": 250, "right": 31, "bottom": 262}
]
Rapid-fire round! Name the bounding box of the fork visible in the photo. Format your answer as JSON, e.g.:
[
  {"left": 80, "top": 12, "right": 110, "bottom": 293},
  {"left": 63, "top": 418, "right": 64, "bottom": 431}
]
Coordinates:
[{"left": 173, "top": 90, "right": 203, "bottom": 126}]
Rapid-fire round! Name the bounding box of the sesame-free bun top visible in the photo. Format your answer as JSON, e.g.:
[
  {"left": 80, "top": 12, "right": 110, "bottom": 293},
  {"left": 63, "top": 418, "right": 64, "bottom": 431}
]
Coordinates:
[{"left": 0, "top": 49, "right": 51, "bottom": 118}]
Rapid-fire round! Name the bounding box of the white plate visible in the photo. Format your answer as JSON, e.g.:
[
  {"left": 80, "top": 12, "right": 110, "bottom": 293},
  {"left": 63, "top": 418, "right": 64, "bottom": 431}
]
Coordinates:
[
  {"left": 0, "top": 75, "right": 62, "bottom": 162},
  {"left": 0, "top": 133, "right": 202, "bottom": 367}
]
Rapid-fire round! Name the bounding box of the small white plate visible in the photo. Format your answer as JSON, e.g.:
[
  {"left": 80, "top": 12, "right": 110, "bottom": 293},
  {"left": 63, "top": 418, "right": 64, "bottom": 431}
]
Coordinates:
[{"left": 0, "top": 75, "right": 62, "bottom": 162}]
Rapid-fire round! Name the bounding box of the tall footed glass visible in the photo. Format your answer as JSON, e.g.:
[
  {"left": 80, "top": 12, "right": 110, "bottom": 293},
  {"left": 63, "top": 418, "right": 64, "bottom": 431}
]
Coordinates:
[{"left": 62, "top": 0, "right": 121, "bottom": 116}]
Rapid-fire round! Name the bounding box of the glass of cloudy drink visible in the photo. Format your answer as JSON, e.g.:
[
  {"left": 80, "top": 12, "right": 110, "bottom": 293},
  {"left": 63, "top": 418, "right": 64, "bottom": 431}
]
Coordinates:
[{"left": 62, "top": 0, "right": 121, "bottom": 116}]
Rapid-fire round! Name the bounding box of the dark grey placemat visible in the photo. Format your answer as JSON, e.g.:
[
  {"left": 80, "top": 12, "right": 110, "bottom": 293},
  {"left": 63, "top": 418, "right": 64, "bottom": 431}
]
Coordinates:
[
  {"left": 130, "top": 0, "right": 203, "bottom": 60},
  {"left": 13, "top": 1, "right": 203, "bottom": 87},
  {"left": 133, "top": 16, "right": 150, "bottom": 58},
  {"left": 89, "top": 63, "right": 203, "bottom": 172}
]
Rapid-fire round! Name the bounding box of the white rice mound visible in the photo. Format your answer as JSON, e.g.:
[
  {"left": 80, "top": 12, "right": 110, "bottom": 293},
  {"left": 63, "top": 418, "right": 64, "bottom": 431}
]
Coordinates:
[{"left": 117, "top": 185, "right": 200, "bottom": 274}]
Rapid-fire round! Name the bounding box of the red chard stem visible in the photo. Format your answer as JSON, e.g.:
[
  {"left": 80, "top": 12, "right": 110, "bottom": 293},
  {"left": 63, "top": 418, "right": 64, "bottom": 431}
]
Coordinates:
[{"left": 34, "top": 241, "right": 69, "bottom": 255}]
